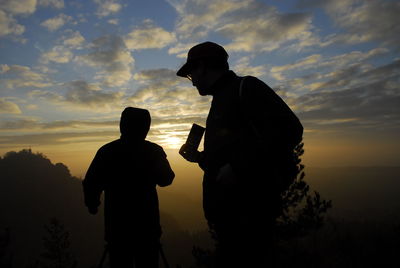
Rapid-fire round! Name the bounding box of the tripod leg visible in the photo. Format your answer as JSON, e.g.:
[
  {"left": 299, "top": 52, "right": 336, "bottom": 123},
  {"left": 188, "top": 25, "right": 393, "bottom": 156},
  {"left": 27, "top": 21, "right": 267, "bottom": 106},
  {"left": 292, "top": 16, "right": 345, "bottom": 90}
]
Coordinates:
[
  {"left": 159, "top": 244, "right": 170, "bottom": 268},
  {"left": 98, "top": 244, "right": 108, "bottom": 268}
]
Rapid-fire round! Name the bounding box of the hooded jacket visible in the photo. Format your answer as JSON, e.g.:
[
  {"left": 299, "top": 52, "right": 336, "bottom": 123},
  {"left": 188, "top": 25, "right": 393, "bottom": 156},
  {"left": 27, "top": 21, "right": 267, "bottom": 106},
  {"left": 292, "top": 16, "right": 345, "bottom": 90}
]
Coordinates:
[{"left": 83, "top": 108, "right": 175, "bottom": 241}]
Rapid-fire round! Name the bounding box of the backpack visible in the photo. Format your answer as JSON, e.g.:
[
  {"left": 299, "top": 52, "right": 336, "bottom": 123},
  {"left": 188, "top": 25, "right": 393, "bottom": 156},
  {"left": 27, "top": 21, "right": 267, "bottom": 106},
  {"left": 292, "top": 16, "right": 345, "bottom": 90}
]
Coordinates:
[{"left": 239, "top": 76, "right": 303, "bottom": 192}]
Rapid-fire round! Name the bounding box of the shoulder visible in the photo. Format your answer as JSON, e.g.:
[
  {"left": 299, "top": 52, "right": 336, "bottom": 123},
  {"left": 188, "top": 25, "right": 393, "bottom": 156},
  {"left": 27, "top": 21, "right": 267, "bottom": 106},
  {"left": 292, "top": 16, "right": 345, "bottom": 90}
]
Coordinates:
[
  {"left": 97, "top": 139, "right": 121, "bottom": 154},
  {"left": 143, "top": 140, "right": 166, "bottom": 157},
  {"left": 240, "top": 75, "right": 275, "bottom": 100},
  {"left": 242, "top": 76, "right": 273, "bottom": 91}
]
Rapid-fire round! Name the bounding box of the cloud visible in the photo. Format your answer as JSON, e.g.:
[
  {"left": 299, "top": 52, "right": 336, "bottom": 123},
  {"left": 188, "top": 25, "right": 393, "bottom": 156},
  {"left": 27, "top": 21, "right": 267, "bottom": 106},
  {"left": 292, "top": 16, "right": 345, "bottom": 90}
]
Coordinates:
[
  {"left": 270, "top": 47, "right": 390, "bottom": 87},
  {"left": 0, "top": 115, "right": 205, "bottom": 150},
  {"left": 168, "top": 0, "right": 315, "bottom": 53},
  {"left": 37, "top": 31, "right": 84, "bottom": 64},
  {"left": 38, "top": 0, "right": 64, "bottom": 9},
  {"left": 0, "top": 64, "right": 51, "bottom": 89},
  {"left": 300, "top": 0, "right": 400, "bottom": 49},
  {"left": 315, "top": 48, "right": 389, "bottom": 71},
  {"left": 0, "top": 115, "right": 205, "bottom": 132},
  {"left": 307, "top": 51, "right": 396, "bottom": 92},
  {"left": 44, "top": 119, "right": 118, "bottom": 129},
  {"left": 132, "top": 68, "right": 183, "bottom": 104},
  {"left": 168, "top": 0, "right": 248, "bottom": 40},
  {"left": 40, "top": 13, "right": 72, "bottom": 31},
  {"left": 271, "top": 54, "right": 322, "bottom": 73},
  {"left": 133, "top": 68, "right": 179, "bottom": 84},
  {"left": 107, "top": 19, "right": 118, "bottom": 25},
  {"left": 0, "top": 9, "right": 25, "bottom": 37},
  {"left": 0, "top": 112, "right": 207, "bottom": 150},
  {"left": 132, "top": 68, "right": 184, "bottom": 99},
  {"left": 0, "top": 131, "right": 118, "bottom": 147},
  {"left": 31, "top": 80, "right": 123, "bottom": 108},
  {"left": 62, "top": 30, "right": 85, "bottom": 48},
  {"left": 0, "top": 118, "right": 117, "bottom": 130},
  {"left": 168, "top": 42, "right": 197, "bottom": 58},
  {"left": 0, "top": 118, "right": 38, "bottom": 130},
  {"left": 296, "top": 0, "right": 353, "bottom": 10},
  {"left": 0, "top": 0, "right": 36, "bottom": 38},
  {"left": 77, "top": 35, "right": 134, "bottom": 86},
  {"left": 218, "top": 5, "right": 314, "bottom": 52},
  {"left": 233, "top": 56, "right": 267, "bottom": 77},
  {"left": 270, "top": 54, "right": 322, "bottom": 81},
  {"left": 0, "top": 0, "right": 37, "bottom": 15},
  {"left": 124, "top": 20, "right": 176, "bottom": 50},
  {"left": 64, "top": 80, "right": 122, "bottom": 107},
  {"left": 93, "top": 0, "right": 122, "bottom": 17},
  {"left": 0, "top": 98, "right": 21, "bottom": 114},
  {"left": 297, "top": 80, "right": 400, "bottom": 130},
  {"left": 29, "top": 90, "right": 64, "bottom": 102},
  {"left": 289, "top": 59, "right": 400, "bottom": 133},
  {"left": 130, "top": 68, "right": 210, "bottom": 120},
  {"left": 40, "top": 45, "right": 73, "bottom": 63}
]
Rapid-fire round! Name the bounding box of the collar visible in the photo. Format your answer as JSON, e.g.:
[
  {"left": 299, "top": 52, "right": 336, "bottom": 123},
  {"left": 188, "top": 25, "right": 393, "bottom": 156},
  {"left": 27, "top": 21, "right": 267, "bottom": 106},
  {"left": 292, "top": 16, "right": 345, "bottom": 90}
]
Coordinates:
[
  {"left": 120, "top": 135, "right": 145, "bottom": 144},
  {"left": 208, "top": 70, "right": 237, "bottom": 95}
]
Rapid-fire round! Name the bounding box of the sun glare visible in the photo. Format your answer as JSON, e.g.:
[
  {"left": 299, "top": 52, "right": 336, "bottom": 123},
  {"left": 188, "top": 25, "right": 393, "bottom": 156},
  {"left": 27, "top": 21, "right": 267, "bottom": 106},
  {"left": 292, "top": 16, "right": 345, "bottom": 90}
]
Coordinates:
[{"left": 163, "top": 136, "right": 183, "bottom": 149}]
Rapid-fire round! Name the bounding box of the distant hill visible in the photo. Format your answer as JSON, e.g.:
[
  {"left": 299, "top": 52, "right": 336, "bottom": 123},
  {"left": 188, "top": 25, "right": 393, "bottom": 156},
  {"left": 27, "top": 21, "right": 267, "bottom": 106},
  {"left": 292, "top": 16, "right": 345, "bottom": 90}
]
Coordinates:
[
  {"left": 307, "top": 166, "right": 400, "bottom": 221},
  {"left": 0, "top": 149, "right": 105, "bottom": 267},
  {"left": 0, "top": 149, "right": 208, "bottom": 268}
]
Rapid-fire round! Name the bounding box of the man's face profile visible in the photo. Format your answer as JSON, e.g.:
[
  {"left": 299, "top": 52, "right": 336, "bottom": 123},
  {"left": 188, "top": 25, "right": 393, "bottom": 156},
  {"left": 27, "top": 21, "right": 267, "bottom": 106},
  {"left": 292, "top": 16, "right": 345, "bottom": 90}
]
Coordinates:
[{"left": 188, "top": 63, "right": 211, "bottom": 96}]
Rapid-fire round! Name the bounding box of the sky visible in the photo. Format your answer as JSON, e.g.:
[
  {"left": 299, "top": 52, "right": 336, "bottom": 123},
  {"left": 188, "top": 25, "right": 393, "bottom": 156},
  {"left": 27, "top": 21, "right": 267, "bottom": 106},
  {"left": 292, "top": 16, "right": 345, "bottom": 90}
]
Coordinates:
[{"left": 0, "top": 0, "right": 399, "bottom": 177}]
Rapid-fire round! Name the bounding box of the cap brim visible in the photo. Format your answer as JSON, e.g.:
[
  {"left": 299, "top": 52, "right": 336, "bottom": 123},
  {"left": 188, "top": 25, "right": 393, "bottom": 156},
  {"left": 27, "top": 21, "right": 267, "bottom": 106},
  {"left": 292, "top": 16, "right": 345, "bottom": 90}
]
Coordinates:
[{"left": 177, "top": 62, "right": 192, "bottom": 77}]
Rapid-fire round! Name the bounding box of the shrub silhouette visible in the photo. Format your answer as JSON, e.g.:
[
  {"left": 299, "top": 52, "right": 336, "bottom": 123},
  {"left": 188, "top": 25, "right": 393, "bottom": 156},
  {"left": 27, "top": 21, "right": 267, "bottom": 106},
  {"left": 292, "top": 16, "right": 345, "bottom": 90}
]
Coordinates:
[
  {"left": 29, "top": 218, "right": 78, "bottom": 268},
  {"left": 0, "top": 228, "right": 12, "bottom": 268},
  {"left": 193, "top": 141, "right": 332, "bottom": 267},
  {"left": 277, "top": 142, "right": 332, "bottom": 237}
]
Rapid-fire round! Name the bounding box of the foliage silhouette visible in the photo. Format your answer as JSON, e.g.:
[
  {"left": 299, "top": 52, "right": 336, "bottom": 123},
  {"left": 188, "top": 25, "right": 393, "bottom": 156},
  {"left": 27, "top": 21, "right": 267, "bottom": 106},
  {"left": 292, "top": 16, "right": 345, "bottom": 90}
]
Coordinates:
[
  {"left": 29, "top": 218, "right": 78, "bottom": 268},
  {"left": 277, "top": 142, "right": 332, "bottom": 237},
  {"left": 0, "top": 228, "right": 12, "bottom": 268},
  {"left": 192, "top": 141, "right": 332, "bottom": 267}
]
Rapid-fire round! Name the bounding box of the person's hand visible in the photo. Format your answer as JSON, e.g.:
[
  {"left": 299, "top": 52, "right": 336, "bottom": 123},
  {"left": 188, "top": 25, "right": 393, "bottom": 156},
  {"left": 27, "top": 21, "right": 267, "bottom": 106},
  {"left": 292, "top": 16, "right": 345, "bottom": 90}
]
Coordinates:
[
  {"left": 179, "top": 143, "right": 201, "bottom": 162},
  {"left": 88, "top": 206, "right": 98, "bottom": 215}
]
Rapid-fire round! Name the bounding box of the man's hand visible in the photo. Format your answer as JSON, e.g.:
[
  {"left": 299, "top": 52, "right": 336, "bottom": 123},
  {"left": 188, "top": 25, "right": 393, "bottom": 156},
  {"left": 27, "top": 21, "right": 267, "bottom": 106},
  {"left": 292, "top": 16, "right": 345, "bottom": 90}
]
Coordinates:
[
  {"left": 179, "top": 143, "right": 201, "bottom": 163},
  {"left": 88, "top": 206, "right": 98, "bottom": 215}
]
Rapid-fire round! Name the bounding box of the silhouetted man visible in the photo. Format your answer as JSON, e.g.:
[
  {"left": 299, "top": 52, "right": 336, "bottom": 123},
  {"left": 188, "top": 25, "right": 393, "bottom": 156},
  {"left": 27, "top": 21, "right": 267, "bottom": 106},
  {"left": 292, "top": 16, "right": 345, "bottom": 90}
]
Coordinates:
[
  {"left": 178, "top": 42, "right": 303, "bottom": 267},
  {"left": 83, "top": 107, "right": 175, "bottom": 268}
]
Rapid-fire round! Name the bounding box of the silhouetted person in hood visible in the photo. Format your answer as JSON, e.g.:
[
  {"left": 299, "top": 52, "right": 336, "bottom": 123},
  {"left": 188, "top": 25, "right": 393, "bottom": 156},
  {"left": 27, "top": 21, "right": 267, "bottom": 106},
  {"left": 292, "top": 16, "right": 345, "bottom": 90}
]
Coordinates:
[{"left": 83, "top": 107, "right": 175, "bottom": 268}]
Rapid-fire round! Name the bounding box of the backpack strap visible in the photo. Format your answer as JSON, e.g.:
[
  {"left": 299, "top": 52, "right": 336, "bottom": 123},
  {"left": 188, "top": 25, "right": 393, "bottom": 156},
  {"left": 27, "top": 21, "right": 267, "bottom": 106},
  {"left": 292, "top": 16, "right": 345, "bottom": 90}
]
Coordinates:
[
  {"left": 239, "top": 76, "right": 262, "bottom": 139},
  {"left": 239, "top": 76, "right": 248, "bottom": 98}
]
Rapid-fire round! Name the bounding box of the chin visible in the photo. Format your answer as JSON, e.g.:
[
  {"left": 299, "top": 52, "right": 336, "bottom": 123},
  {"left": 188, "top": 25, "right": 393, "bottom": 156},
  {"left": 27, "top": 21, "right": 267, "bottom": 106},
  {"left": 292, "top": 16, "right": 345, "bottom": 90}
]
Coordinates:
[{"left": 197, "top": 87, "right": 211, "bottom": 96}]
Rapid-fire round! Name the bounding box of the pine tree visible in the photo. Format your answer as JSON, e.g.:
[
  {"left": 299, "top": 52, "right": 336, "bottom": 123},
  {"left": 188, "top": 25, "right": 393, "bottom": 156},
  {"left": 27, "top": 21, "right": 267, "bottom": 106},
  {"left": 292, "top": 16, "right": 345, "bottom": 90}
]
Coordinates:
[
  {"left": 0, "top": 228, "right": 13, "bottom": 268},
  {"left": 277, "top": 142, "right": 332, "bottom": 237},
  {"left": 38, "top": 218, "right": 78, "bottom": 268},
  {"left": 192, "top": 141, "right": 332, "bottom": 267}
]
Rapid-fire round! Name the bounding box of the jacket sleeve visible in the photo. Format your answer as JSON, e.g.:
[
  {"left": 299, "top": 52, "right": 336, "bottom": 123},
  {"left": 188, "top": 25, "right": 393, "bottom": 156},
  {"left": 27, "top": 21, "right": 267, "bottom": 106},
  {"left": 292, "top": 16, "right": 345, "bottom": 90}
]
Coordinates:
[
  {"left": 82, "top": 149, "right": 106, "bottom": 209},
  {"left": 152, "top": 145, "right": 175, "bottom": 187}
]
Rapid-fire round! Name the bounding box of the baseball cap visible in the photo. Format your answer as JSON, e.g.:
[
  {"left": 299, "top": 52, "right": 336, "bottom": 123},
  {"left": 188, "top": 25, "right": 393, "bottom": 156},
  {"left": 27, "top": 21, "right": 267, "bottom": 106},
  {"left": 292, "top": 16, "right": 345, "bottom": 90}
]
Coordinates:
[{"left": 176, "top": 41, "right": 229, "bottom": 77}]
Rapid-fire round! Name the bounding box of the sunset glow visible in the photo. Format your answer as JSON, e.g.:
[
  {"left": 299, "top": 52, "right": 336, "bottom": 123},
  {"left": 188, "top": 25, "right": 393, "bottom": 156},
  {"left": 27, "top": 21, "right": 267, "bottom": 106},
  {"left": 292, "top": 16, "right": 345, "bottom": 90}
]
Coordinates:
[{"left": 0, "top": 0, "right": 399, "bottom": 176}]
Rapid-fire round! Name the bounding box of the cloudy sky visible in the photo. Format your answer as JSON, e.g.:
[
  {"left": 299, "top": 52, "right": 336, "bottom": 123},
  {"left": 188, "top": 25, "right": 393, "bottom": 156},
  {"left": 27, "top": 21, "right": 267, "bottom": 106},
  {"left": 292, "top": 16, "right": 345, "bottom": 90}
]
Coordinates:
[{"left": 1, "top": 0, "right": 399, "bottom": 176}]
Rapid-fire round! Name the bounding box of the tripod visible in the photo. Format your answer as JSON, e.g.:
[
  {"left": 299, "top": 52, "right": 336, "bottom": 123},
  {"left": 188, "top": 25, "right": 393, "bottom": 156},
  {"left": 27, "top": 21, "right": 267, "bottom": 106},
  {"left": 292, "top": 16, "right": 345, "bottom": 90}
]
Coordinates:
[{"left": 98, "top": 243, "right": 170, "bottom": 268}]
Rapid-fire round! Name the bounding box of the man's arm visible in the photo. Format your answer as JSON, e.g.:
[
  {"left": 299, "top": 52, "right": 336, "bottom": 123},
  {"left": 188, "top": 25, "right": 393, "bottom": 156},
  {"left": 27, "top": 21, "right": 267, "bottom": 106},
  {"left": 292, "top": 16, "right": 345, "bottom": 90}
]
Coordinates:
[
  {"left": 153, "top": 146, "right": 175, "bottom": 187},
  {"left": 82, "top": 150, "right": 106, "bottom": 215}
]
